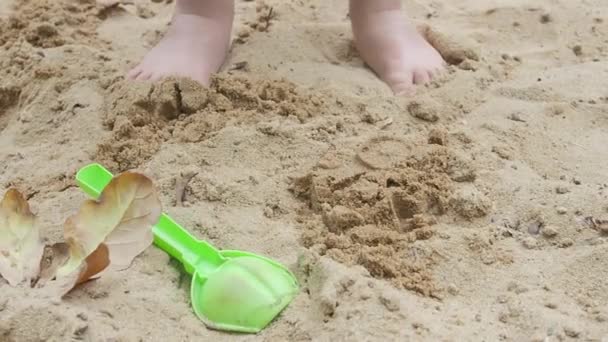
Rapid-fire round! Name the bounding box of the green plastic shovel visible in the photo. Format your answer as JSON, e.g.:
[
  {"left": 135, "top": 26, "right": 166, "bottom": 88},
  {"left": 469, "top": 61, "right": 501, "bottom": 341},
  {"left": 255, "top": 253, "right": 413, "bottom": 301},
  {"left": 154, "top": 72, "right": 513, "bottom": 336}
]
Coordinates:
[{"left": 75, "top": 163, "right": 298, "bottom": 333}]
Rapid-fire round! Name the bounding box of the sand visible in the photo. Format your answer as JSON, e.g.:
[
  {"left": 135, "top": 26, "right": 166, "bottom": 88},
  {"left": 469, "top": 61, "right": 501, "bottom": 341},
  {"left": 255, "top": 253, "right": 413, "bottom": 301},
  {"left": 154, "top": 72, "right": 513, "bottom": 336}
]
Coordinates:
[{"left": 1, "top": 0, "right": 607, "bottom": 341}]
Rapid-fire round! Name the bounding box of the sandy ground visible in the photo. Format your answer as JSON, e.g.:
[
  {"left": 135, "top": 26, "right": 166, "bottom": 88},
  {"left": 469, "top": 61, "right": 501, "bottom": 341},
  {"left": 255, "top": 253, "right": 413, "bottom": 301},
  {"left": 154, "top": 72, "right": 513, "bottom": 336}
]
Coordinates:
[{"left": 1, "top": 0, "right": 608, "bottom": 341}]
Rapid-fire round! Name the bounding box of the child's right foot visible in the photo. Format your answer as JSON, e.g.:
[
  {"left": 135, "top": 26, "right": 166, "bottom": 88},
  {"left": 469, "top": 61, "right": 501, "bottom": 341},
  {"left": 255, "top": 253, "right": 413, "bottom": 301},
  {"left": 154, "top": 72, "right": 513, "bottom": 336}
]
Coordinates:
[
  {"left": 350, "top": 0, "right": 445, "bottom": 95},
  {"left": 127, "top": 0, "right": 233, "bottom": 86}
]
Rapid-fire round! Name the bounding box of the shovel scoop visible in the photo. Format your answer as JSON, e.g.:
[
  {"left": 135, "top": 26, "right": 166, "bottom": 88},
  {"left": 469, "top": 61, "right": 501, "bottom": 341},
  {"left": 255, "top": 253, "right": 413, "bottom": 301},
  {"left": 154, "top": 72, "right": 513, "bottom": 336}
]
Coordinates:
[{"left": 76, "top": 164, "right": 299, "bottom": 333}]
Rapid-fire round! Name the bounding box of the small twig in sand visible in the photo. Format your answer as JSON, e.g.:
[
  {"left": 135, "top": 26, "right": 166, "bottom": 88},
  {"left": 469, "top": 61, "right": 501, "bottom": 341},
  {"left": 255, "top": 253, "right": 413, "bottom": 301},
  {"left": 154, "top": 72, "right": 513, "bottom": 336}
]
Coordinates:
[
  {"left": 507, "top": 112, "right": 526, "bottom": 122},
  {"left": 96, "top": 0, "right": 134, "bottom": 7},
  {"left": 261, "top": 7, "right": 275, "bottom": 31},
  {"left": 585, "top": 216, "right": 608, "bottom": 234},
  {"left": 175, "top": 171, "right": 198, "bottom": 207},
  {"left": 229, "top": 61, "right": 249, "bottom": 71},
  {"left": 570, "top": 142, "right": 588, "bottom": 150}
]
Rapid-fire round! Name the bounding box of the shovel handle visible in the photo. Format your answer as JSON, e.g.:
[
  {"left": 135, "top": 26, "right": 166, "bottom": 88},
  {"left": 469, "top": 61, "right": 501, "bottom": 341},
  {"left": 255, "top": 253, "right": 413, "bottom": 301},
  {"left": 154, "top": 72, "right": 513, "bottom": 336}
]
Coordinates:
[{"left": 76, "top": 164, "right": 225, "bottom": 275}]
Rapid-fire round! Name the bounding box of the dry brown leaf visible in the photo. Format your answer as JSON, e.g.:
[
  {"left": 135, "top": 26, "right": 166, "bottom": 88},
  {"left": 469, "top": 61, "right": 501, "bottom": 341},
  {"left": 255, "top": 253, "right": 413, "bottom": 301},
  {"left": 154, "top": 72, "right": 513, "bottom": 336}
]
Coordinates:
[
  {"left": 45, "top": 243, "right": 110, "bottom": 298},
  {"left": 57, "top": 172, "right": 161, "bottom": 277},
  {"left": 0, "top": 189, "right": 44, "bottom": 286},
  {"left": 75, "top": 243, "right": 110, "bottom": 285},
  {"left": 36, "top": 242, "right": 69, "bottom": 287}
]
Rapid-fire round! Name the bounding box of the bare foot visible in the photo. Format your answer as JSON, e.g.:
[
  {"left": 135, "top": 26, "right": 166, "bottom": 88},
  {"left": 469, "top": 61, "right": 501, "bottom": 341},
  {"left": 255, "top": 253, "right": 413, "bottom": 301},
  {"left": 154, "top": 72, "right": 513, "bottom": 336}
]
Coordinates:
[
  {"left": 127, "top": 0, "right": 234, "bottom": 86},
  {"left": 350, "top": 0, "right": 445, "bottom": 95}
]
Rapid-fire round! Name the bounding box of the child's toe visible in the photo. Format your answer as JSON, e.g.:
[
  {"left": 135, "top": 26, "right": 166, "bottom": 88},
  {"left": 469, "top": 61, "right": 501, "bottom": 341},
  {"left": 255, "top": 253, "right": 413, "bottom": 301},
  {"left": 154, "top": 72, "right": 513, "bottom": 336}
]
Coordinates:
[
  {"left": 148, "top": 72, "right": 160, "bottom": 81},
  {"left": 413, "top": 70, "right": 430, "bottom": 85},
  {"left": 427, "top": 68, "right": 439, "bottom": 80},
  {"left": 136, "top": 71, "right": 153, "bottom": 81},
  {"left": 127, "top": 66, "right": 143, "bottom": 80},
  {"left": 391, "top": 81, "right": 415, "bottom": 96}
]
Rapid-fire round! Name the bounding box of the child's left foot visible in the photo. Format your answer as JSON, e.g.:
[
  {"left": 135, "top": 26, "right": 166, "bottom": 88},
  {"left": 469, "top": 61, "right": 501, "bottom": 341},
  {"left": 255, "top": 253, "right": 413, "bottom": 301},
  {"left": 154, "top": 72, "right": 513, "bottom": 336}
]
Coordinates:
[
  {"left": 350, "top": 0, "right": 445, "bottom": 95},
  {"left": 127, "top": 0, "right": 234, "bottom": 86}
]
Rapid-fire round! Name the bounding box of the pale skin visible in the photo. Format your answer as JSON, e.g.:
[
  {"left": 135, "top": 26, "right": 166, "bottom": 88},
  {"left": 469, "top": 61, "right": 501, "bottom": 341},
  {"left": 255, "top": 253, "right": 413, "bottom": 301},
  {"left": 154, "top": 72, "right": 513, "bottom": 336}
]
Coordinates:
[{"left": 128, "top": 0, "right": 445, "bottom": 95}]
